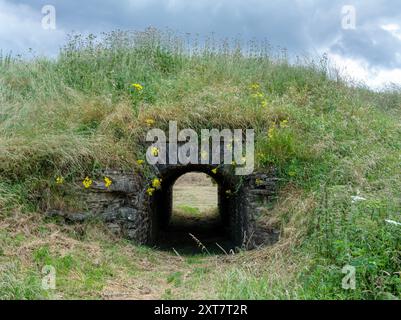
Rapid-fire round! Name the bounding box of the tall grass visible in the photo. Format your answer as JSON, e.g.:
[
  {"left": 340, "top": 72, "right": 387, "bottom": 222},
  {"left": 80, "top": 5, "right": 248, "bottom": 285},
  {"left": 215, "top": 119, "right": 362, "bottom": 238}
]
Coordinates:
[{"left": 0, "top": 28, "right": 400, "bottom": 299}]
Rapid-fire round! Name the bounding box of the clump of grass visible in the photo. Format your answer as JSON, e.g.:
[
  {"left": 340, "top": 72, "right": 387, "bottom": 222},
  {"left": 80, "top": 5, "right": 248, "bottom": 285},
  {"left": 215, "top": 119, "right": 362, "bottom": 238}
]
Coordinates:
[
  {"left": 176, "top": 205, "right": 200, "bottom": 216},
  {"left": 0, "top": 262, "right": 47, "bottom": 300}
]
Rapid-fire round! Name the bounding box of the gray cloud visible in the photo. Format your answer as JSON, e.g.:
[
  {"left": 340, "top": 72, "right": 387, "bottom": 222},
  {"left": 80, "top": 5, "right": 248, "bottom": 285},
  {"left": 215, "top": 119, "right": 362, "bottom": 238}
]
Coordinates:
[{"left": 331, "top": 27, "right": 401, "bottom": 69}]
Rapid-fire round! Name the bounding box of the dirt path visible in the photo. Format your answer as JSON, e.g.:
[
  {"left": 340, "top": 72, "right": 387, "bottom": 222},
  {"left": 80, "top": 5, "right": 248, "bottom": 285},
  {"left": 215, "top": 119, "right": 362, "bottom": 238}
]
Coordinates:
[
  {"left": 101, "top": 173, "right": 228, "bottom": 299},
  {"left": 0, "top": 173, "right": 260, "bottom": 300}
]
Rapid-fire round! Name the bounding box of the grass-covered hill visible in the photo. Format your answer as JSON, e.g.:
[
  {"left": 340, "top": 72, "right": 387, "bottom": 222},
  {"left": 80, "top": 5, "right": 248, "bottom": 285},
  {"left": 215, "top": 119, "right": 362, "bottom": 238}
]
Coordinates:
[{"left": 0, "top": 29, "right": 400, "bottom": 299}]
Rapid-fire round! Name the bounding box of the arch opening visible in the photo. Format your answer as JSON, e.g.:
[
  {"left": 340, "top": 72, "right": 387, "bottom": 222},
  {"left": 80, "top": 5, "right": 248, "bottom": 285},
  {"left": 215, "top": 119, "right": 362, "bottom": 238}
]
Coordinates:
[
  {"left": 150, "top": 165, "right": 249, "bottom": 253},
  {"left": 158, "top": 172, "right": 228, "bottom": 253}
]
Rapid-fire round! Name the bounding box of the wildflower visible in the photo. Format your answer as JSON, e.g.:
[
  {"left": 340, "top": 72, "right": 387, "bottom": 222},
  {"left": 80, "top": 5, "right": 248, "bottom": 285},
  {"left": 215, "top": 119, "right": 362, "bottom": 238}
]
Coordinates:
[
  {"left": 131, "top": 83, "right": 143, "bottom": 91},
  {"left": 261, "top": 100, "right": 268, "bottom": 107},
  {"left": 268, "top": 127, "right": 275, "bottom": 139},
  {"left": 145, "top": 118, "right": 155, "bottom": 126},
  {"left": 250, "top": 83, "right": 260, "bottom": 90},
  {"left": 211, "top": 168, "right": 218, "bottom": 174},
  {"left": 82, "top": 177, "right": 93, "bottom": 189},
  {"left": 104, "top": 176, "right": 112, "bottom": 188},
  {"left": 136, "top": 159, "right": 145, "bottom": 165},
  {"left": 146, "top": 187, "right": 155, "bottom": 196},
  {"left": 251, "top": 92, "right": 264, "bottom": 99},
  {"left": 385, "top": 219, "right": 401, "bottom": 226},
  {"left": 280, "top": 119, "right": 289, "bottom": 128},
  {"left": 150, "top": 146, "right": 159, "bottom": 157},
  {"left": 55, "top": 176, "right": 64, "bottom": 185},
  {"left": 351, "top": 195, "right": 366, "bottom": 203},
  {"left": 152, "top": 177, "right": 162, "bottom": 189}
]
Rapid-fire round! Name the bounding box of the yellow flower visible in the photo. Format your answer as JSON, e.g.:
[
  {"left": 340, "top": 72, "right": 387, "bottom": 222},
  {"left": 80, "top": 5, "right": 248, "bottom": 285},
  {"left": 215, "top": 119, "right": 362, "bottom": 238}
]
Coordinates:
[
  {"left": 55, "top": 176, "right": 64, "bottom": 184},
  {"left": 146, "top": 187, "right": 155, "bottom": 196},
  {"left": 152, "top": 178, "right": 162, "bottom": 189},
  {"left": 261, "top": 99, "right": 268, "bottom": 107},
  {"left": 250, "top": 83, "right": 260, "bottom": 90},
  {"left": 150, "top": 146, "right": 159, "bottom": 157},
  {"left": 131, "top": 83, "right": 143, "bottom": 91},
  {"left": 145, "top": 118, "right": 155, "bottom": 126},
  {"left": 251, "top": 92, "right": 264, "bottom": 99},
  {"left": 211, "top": 168, "right": 218, "bottom": 174},
  {"left": 255, "top": 178, "right": 263, "bottom": 186},
  {"left": 82, "top": 177, "right": 93, "bottom": 189},
  {"left": 136, "top": 159, "right": 145, "bottom": 165},
  {"left": 104, "top": 176, "right": 112, "bottom": 188},
  {"left": 280, "top": 119, "right": 289, "bottom": 128},
  {"left": 268, "top": 127, "right": 275, "bottom": 139}
]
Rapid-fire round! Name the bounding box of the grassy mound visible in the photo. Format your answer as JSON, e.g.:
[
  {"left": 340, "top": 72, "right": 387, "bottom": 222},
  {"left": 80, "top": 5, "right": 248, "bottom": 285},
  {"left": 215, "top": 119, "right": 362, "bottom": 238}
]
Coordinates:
[{"left": 0, "top": 29, "right": 400, "bottom": 299}]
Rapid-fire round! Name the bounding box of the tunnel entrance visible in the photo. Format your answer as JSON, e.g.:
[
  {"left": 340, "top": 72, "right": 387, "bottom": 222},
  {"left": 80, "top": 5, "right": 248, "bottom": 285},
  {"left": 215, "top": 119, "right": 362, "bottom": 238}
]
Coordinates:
[
  {"left": 54, "top": 132, "right": 280, "bottom": 250},
  {"left": 149, "top": 164, "right": 253, "bottom": 251},
  {"left": 156, "top": 172, "right": 231, "bottom": 253},
  {"left": 71, "top": 165, "right": 279, "bottom": 250}
]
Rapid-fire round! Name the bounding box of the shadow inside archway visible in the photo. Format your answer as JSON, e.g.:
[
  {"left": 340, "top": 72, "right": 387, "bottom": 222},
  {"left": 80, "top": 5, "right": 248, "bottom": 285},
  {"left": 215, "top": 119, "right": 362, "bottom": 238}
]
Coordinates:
[
  {"left": 156, "top": 209, "right": 235, "bottom": 255},
  {"left": 155, "top": 173, "right": 235, "bottom": 255}
]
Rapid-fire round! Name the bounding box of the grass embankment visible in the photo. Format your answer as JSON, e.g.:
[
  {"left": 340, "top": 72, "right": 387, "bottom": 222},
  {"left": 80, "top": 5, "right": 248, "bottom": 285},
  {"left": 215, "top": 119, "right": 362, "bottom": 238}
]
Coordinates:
[{"left": 0, "top": 29, "right": 400, "bottom": 299}]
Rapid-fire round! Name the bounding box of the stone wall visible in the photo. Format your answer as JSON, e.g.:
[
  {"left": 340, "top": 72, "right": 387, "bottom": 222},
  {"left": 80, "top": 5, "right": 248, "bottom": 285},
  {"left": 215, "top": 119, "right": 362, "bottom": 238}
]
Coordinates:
[{"left": 48, "top": 165, "right": 279, "bottom": 249}]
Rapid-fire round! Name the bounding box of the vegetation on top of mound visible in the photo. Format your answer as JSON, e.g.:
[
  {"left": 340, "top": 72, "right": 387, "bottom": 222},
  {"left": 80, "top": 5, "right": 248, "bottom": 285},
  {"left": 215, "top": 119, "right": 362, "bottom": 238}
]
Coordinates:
[{"left": 0, "top": 28, "right": 400, "bottom": 299}]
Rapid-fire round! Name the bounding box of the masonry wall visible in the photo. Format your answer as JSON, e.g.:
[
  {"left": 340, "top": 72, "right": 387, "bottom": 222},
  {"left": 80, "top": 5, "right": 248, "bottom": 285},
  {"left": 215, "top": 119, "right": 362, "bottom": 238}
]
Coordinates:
[{"left": 47, "top": 165, "right": 279, "bottom": 250}]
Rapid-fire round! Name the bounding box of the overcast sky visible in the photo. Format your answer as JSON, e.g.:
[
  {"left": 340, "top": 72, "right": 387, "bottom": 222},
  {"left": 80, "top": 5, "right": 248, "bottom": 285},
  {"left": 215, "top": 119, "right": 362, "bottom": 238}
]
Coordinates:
[{"left": 1, "top": 0, "right": 401, "bottom": 89}]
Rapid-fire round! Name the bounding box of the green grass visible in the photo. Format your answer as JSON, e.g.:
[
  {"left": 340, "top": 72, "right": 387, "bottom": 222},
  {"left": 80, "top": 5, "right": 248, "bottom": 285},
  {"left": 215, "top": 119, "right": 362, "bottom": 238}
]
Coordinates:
[
  {"left": 0, "top": 28, "right": 400, "bottom": 299},
  {"left": 175, "top": 205, "right": 201, "bottom": 216},
  {"left": 0, "top": 262, "right": 47, "bottom": 300}
]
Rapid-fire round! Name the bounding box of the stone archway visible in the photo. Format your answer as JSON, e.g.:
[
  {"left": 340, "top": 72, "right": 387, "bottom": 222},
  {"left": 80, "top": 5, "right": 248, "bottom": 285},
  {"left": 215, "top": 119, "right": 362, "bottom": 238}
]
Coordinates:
[
  {"left": 49, "top": 133, "right": 279, "bottom": 250},
  {"left": 64, "top": 163, "right": 279, "bottom": 250},
  {"left": 150, "top": 163, "right": 253, "bottom": 248}
]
